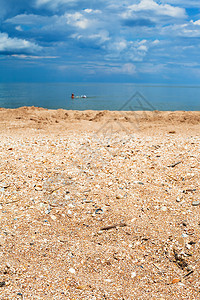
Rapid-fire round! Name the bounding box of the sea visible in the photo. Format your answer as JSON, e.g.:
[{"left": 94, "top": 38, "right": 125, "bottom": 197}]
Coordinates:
[{"left": 0, "top": 82, "right": 199, "bottom": 111}]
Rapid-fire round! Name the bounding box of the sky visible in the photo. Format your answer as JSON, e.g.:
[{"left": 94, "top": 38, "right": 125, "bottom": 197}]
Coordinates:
[{"left": 0, "top": 0, "right": 200, "bottom": 83}]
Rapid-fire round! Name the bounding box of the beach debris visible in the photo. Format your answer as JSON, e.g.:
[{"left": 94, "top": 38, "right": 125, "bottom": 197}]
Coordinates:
[
  {"left": 168, "top": 161, "right": 182, "bottom": 168},
  {"left": 192, "top": 201, "right": 200, "bottom": 206},
  {"left": 45, "top": 204, "right": 51, "bottom": 214},
  {"left": 160, "top": 206, "right": 167, "bottom": 211},
  {"left": 0, "top": 281, "right": 6, "bottom": 287},
  {"left": 172, "top": 278, "right": 181, "bottom": 284},
  {"left": 183, "top": 189, "right": 196, "bottom": 194},
  {"left": 69, "top": 268, "right": 76, "bottom": 274},
  {"left": 183, "top": 270, "right": 194, "bottom": 278},
  {"left": 133, "top": 181, "right": 144, "bottom": 185},
  {"left": 131, "top": 272, "right": 137, "bottom": 278},
  {"left": 173, "top": 248, "right": 188, "bottom": 270},
  {"left": 95, "top": 208, "right": 104, "bottom": 214},
  {"left": 100, "top": 223, "right": 127, "bottom": 231},
  {"left": 116, "top": 194, "right": 123, "bottom": 199}
]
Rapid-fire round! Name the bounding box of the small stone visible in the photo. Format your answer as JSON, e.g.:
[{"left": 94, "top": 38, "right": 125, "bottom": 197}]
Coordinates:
[
  {"left": 6, "top": 263, "right": 11, "bottom": 269},
  {"left": 50, "top": 215, "right": 56, "bottom": 220},
  {"left": 133, "top": 181, "right": 144, "bottom": 185},
  {"left": 192, "top": 201, "right": 200, "bottom": 206},
  {"left": 187, "top": 266, "right": 193, "bottom": 272},
  {"left": 131, "top": 272, "right": 136, "bottom": 278},
  {"left": 178, "top": 282, "right": 185, "bottom": 287},
  {"left": 76, "top": 285, "right": 86, "bottom": 289},
  {"left": 172, "top": 278, "right": 181, "bottom": 284},
  {"left": 95, "top": 208, "right": 103, "bottom": 214},
  {"left": 45, "top": 205, "right": 51, "bottom": 214},
  {"left": 182, "top": 233, "right": 188, "bottom": 238},
  {"left": 69, "top": 268, "right": 75, "bottom": 274},
  {"left": 176, "top": 197, "right": 181, "bottom": 202},
  {"left": 0, "top": 281, "right": 6, "bottom": 287},
  {"left": 161, "top": 206, "right": 167, "bottom": 212}
]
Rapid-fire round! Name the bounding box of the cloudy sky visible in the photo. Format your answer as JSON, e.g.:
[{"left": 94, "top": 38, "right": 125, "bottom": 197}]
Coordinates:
[{"left": 0, "top": 0, "right": 200, "bottom": 83}]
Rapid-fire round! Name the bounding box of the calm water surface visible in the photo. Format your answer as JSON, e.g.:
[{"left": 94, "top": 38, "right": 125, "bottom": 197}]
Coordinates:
[{"left": 0, "top": 83, "right": 199, "bottom": 111}]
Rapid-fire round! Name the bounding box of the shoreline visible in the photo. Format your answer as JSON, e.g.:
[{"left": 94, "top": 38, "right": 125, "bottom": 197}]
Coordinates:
[{"left": 0, "top": 106, "right": 200, "bottom": 131}]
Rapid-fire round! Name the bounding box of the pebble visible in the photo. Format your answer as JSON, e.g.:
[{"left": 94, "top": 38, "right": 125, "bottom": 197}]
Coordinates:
[
  {"left": 45, "top": 205, "right": 51, "bottom": 214},
  {"left": 69, "top": 267, "right": 75, "bottom": 274},
  {"left": 133, "top": 181, "right": 144, "bottom": 185},
  {"left": 178, "top": 282, "right": 185, "bottom": 287},
  {"left": 187, "top": 266, "right": 193, "bottom": 272},
  {"left": 182, "top": 233, "right": 188, "bottom": 238},
  {"left": 161, "top": 206, "right": 167, "bottom": 212},
  {"left": 0, "top": 281, "right": 6, "bottom": 287},
  {"left": 95, "top": 208, "right": 104, "bottom": 214},
  {"left": 131, "top": 272, "right": 136, "bottom": 278},
  {"left": 172, "top": 278, "right": 181, "bottom": 284},
  {"left": 192, "top": 201, "right": 200, "bottom": 206}
]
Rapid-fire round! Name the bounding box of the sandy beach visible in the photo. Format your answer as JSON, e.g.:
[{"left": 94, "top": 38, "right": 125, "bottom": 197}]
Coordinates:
[{"left": 0, "top": 107, "right": 200, "bottom": 299}]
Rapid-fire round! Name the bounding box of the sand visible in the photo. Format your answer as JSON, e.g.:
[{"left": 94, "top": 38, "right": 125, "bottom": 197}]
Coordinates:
[{"left": 0, "top": 107, "right": 199, "bottom": 299}]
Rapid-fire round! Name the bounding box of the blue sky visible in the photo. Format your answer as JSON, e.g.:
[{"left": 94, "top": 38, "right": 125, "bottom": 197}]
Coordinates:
[{"left": 0, "top": 0, "right": 200, "bottom": 83}]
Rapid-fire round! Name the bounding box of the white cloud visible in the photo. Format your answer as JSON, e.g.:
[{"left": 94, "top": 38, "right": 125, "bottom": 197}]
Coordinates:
[
  {"left": 6, "top": 13, "right": 52, "bottom": 25},
  {"left": 160, "top": 0, "right": 200, "bottom": 8},
  {"left": 87, "top": 31, "right": 110, "bottom": 43},
  {"left": 106, "top": 39, "right": 150, "bottom": 62},
  {"left": 126, "top": 0, "right": 186, "bottom": 18},
  {"left": 66, "top": 12, "right": 90, "bottom": 29},
  {"left": 84, "top": 9, "right": 101, "bottom": 14},
  {"left": 191, "top": 19, "right": 200, "bottom": 26},
  {"left": 122, "top": 63, "right": 136, "bottom": 74},
  {"left": 138, "top": 62, "right": 166, "bottom": 74},
  {"left": 35, "top": 0, "right": 77, "bottom": 9},
  {"left": 105, "top": 62, "right": 136, "bottom": 75},
  {"left": 0, "top": 32, "right": 41, "bottom": 54},
  {"left": 15, "top": 25, "right": 23, "bottom": 31},
  {"left": 71, "top": 30, "right": 110, "bottom": 45},
  {"left": 152, "top": 39, "right": 160, "bottom": 45},
  {"left": 11, "top": 54, "right": 58, "bottom": 59},
  {"left": 162, "top": 21, "right": 200, "bottom": 37}
]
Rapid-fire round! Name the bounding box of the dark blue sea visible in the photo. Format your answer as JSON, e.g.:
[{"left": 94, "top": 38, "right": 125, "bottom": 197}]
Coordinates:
[{"left": 0, "top": 82, "right": 199, "bottom": 111}]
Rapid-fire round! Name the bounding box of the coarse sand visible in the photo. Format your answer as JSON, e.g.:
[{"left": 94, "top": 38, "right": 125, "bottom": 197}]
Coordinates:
[{"left": 0, "top": 107, "right": 199, "bottom": 299}]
